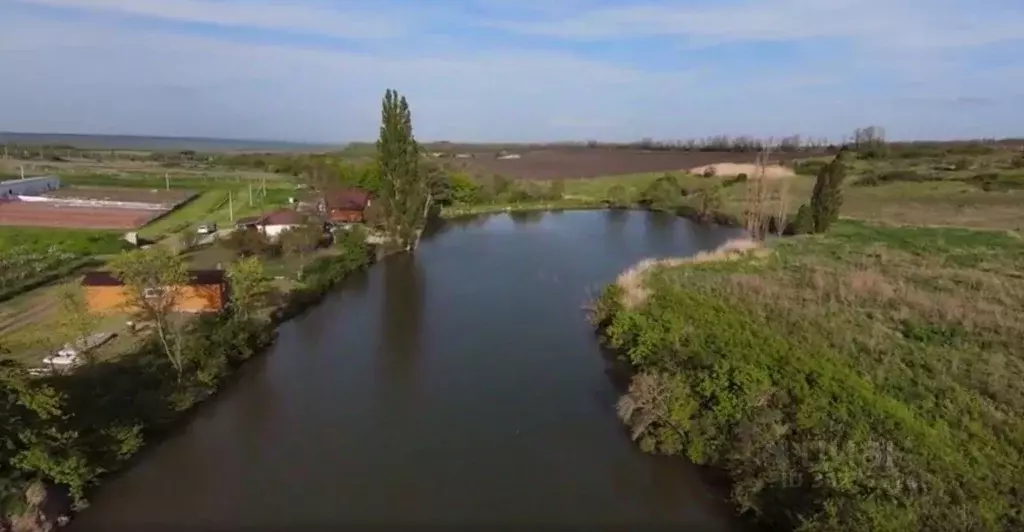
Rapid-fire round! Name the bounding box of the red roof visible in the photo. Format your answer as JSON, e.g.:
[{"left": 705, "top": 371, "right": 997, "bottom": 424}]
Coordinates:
[
  {"left": 324, "top": 188, "right": 370, "bottom": 211},
  {"left": 260, "top": 209, "right": 306, "bottom": 226}
]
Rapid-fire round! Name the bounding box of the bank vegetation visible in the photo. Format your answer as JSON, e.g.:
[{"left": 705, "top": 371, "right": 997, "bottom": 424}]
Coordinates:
[{"left": 592, "top": 221, "right": 1024, "bottom": 530}]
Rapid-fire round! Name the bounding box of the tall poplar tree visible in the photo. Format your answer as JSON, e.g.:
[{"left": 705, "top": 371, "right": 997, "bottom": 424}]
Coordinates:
[{"left": 376, "top": 89, "right": 429, "bottom": 251}]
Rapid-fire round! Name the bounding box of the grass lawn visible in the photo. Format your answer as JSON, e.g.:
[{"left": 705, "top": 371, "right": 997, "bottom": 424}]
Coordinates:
[
  {"left": 138, "top": 190, "right": 229, "bottom": 239},
  {"left": 0, "top": 283, "right": 133, "bottom": 365},
  {"left": 598, "top": 221, "right": 1024, "bottom": 529},
  {"left": 141, "top": 183, "right": 299, "bottom": 243}
]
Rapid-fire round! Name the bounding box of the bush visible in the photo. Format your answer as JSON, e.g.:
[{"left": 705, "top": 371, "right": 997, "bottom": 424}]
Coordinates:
[
  {"left": 855, "top": 175, "right": 880, "bottom": 187},
  {"left": 605, "top": 185, "right": 630, "bottom": 208},
  {"left": 855, "top": 170, "right": 943, "bottom": 186},
  {"left": 702, "top": 166, "right": 717, "bottom": 178},
  {"left": 789, "top": 204, "right": 815, "bottom": 234},
  {"left": 792, "top": 160, "right": 829, "bottom": 176},
  {"left": 220, "top": 228, "right": 278, "bottom": 258},
  {"left": 640, "top": 174, "right": 682, "bottom": 210},
  {"left": 547, "top": 179, "right": 566, "bottom": 200},
  {"left": 951, "top": 157, "right": 973, "bottom": 171},
  {"left": 447, "top": 172, "right": 480, "bottom": 204}
]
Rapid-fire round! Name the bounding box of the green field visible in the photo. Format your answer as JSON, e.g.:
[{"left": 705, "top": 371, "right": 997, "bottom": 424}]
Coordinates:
[{"left": 0, "top": 227, "right": 128, "bottom": 255}]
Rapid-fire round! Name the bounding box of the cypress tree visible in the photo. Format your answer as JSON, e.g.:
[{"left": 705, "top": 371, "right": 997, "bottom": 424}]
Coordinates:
[
  {"left": 810, "top": 148, "right": 849, "bottom": 233},
  {"left": 376, "top": 89, "right": 428, "bottom": 250}
]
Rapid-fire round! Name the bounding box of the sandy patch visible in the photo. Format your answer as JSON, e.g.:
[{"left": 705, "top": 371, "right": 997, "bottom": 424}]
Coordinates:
[
  {"left": 616, "top": 238, "right": 766, "bottom": 309},
  {"left": 690, "top": 163, "right": 796, "bottom": 179}
]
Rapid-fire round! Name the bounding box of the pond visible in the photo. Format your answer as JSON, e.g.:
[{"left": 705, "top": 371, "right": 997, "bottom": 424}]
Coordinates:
[{"left": 71, "top": 210, "right": 746, "bottom": 530}]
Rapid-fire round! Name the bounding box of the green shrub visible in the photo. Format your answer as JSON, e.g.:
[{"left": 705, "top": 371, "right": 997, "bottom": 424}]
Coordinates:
[
  {"left": 854, "top": 170, "right": 943, "bottom": 186},
  {"left": 640, "top": 174, "right": 682, "bottom": 210},
  {"left": 547, "top": 179, "right": 566, "bottom": 200},
  {"left": 789, "top": 204, "right": 815, "bottom": 234},
  {"left": 447, "top": 172, "right": 479, "bottom": 204},
  {"left": 793, "top": 160, "right": 829, "bottom": 176},
  {"left": 605, "top": 185, "right": 630, "bottom": 208}
]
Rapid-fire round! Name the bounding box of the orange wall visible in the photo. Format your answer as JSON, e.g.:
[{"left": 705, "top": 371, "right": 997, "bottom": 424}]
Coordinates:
[{"left": 85, "top": 284, "right": 226, "bottom": 314}]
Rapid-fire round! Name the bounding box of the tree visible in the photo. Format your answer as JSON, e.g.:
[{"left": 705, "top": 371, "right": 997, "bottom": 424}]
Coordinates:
[
  {"left": 790, "top": 204, "right": 815, "bottom": 234},
  {"left": 176, "top": 229, "right": 199, "bottom": 253},
  {"left": 698, "top": 185, "right": 724, "bottom": 222},
  {"left": 221, "top": 228, "right": 276, "bottom": 258},
  {"left": 280, "top": 224, "right": 324, "bottom": 281},
  {"left": 225, "top": 257, "right": 273, "bottom": 320},
  {"left": 54, "top": 284, "right": 99, "bottom": 365},
  {"left": 376, "top": 89, "right": 429, "bottom": 251},
  {"left": 108, "top": 246, "right": 190, "bottom": 380},
  {"left": 810, "top": 149, "right": 850, "bottom": 233}
]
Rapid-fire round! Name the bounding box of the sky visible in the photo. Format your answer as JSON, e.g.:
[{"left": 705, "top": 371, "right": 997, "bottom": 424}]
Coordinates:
[{"left": 1, "top": 0, "right": 1022, "bottom": 143}]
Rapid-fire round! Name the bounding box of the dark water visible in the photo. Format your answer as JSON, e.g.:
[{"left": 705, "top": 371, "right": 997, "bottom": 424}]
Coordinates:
[{"left": 72, "top": 210, "right": 744, "bottom": 531}]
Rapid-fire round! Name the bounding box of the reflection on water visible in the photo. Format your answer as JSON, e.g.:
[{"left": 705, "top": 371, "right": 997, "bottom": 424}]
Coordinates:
[
  {"left": 509, "top": 210, "right": 546, "bottom": 225},
  {"left": 376, "top": 254, "right": 425, "bottom": 417}
]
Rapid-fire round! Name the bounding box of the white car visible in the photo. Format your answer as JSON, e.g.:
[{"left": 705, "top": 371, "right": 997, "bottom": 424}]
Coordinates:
[
  {"left": 196, "top": 223, "right": 217, "bottom": 235},
  {"left": 43, "top": 346, "right": 79, "bottom": 366}
]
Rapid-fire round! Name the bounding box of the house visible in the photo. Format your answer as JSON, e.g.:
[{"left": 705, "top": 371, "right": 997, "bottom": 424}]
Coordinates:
[
  {"left": 81, "top": 270, "right": 228, "bottom": 314},
  {"left": 0, "top": 176, "right": 60, "bottom": 200},
  {"left": 323, "top": 188, "right": 371, "bottom": 224},
  {"left": 234, "top": 216, "right": 262, "bottom": 231},
  {"left": 257, "top": 209, "right": 307, "bottom": 239}
]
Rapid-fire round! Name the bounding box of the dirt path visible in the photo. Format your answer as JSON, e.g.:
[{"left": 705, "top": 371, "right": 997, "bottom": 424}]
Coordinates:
[{"left": 0, "top": 295, "right": 58, "bottom": 335}]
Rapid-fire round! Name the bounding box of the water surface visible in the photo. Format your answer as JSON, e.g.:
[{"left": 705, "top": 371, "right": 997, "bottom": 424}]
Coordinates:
[{"left": 72, "top": 210, "right": 744, "bottom": 530}]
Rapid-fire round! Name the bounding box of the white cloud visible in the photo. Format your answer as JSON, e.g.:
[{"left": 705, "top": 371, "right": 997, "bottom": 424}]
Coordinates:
[
  {"left": 489, "top": 0, "right": 1024, "bottom": 51},
  {"left": 15, "top": 0, "right": 408, "bottom": 39},
  {"left": 0, "top": 1, "right": 1021, "bottom": 142},
  {"left": 0, "top": 14, "right": 707, "bottom": 142}
]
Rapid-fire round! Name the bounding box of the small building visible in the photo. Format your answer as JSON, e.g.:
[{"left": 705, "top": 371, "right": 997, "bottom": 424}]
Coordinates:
[
  {"left": 323, "top": 188, "right": 371, "bottom": 224},
  {"left": 257, "top": 209, "right": 307, "bottom": 239},
  {"left": 81, "top": 270, "right": 228, "bottom": 314},
  {"left": 0, "top": 176, "right": 60, "bottom": 200},
  {"left": 234, "top": 216, "right": 262, "bottom": 231}
]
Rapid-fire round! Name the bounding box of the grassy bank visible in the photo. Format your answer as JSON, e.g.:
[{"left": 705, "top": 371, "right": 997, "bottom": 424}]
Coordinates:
[
  {"left": 439, "top": 153, "right": 1024, "bottom": 231},
  {"left": 0, "top": 232, "right": 374, "bottom": 524},
  {"left": 592, "top": 221, "right": 1024, "bottom": 530}
]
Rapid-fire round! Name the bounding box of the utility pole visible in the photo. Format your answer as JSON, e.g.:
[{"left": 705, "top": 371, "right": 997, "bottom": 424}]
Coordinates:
[
  {"left": 248, "top": 183, "right": 253, "bottom": 206},
  {"left": 20, "top": 165, "right": 24, "bottom": 179},
  {"left": 229, "top": 192, "right": 234, "bottom": 222},
  {"left": 165, "top": 173, "right": 170, "bottom": 191}
]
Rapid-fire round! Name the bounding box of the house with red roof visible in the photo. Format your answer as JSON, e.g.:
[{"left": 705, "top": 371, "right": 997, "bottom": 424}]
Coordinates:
[{"left": 322, "top": 188, "right": 372, "bottom": 224}]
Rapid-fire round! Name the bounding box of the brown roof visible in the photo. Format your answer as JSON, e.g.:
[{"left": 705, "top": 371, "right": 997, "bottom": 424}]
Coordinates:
[
  {"left": 82, "top": 270, "right": 226, "bottom": 287},
  {"left": 260, "top": 209, "right": 306, "bottom": 226},
  {"left": 235, "top": 216, "right": 261, "bottom": 226},
  {"left": 324, "top": 188, "right": 370, "bottom": 210}
]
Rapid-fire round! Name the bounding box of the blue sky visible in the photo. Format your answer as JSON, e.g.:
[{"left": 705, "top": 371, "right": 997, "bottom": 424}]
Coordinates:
[{"left": 1, "top": 0, "right": 1022, "bottom": 143}]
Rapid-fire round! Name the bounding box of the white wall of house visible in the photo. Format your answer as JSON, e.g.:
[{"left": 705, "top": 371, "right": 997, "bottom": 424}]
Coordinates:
[
  {"left": 0, "top": 176, "right": 61, "bottom": 199},
  {"left": 261, "top": 224, "right": 298, "bottom": 239}
]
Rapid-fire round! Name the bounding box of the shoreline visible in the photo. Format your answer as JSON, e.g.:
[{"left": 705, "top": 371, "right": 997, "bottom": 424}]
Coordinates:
[
  {"left": 440, "top": 201, "right": 748, "bottom": 231},
  {"left": 1, "top": 246, "right": 376, "bottom": 531}
]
